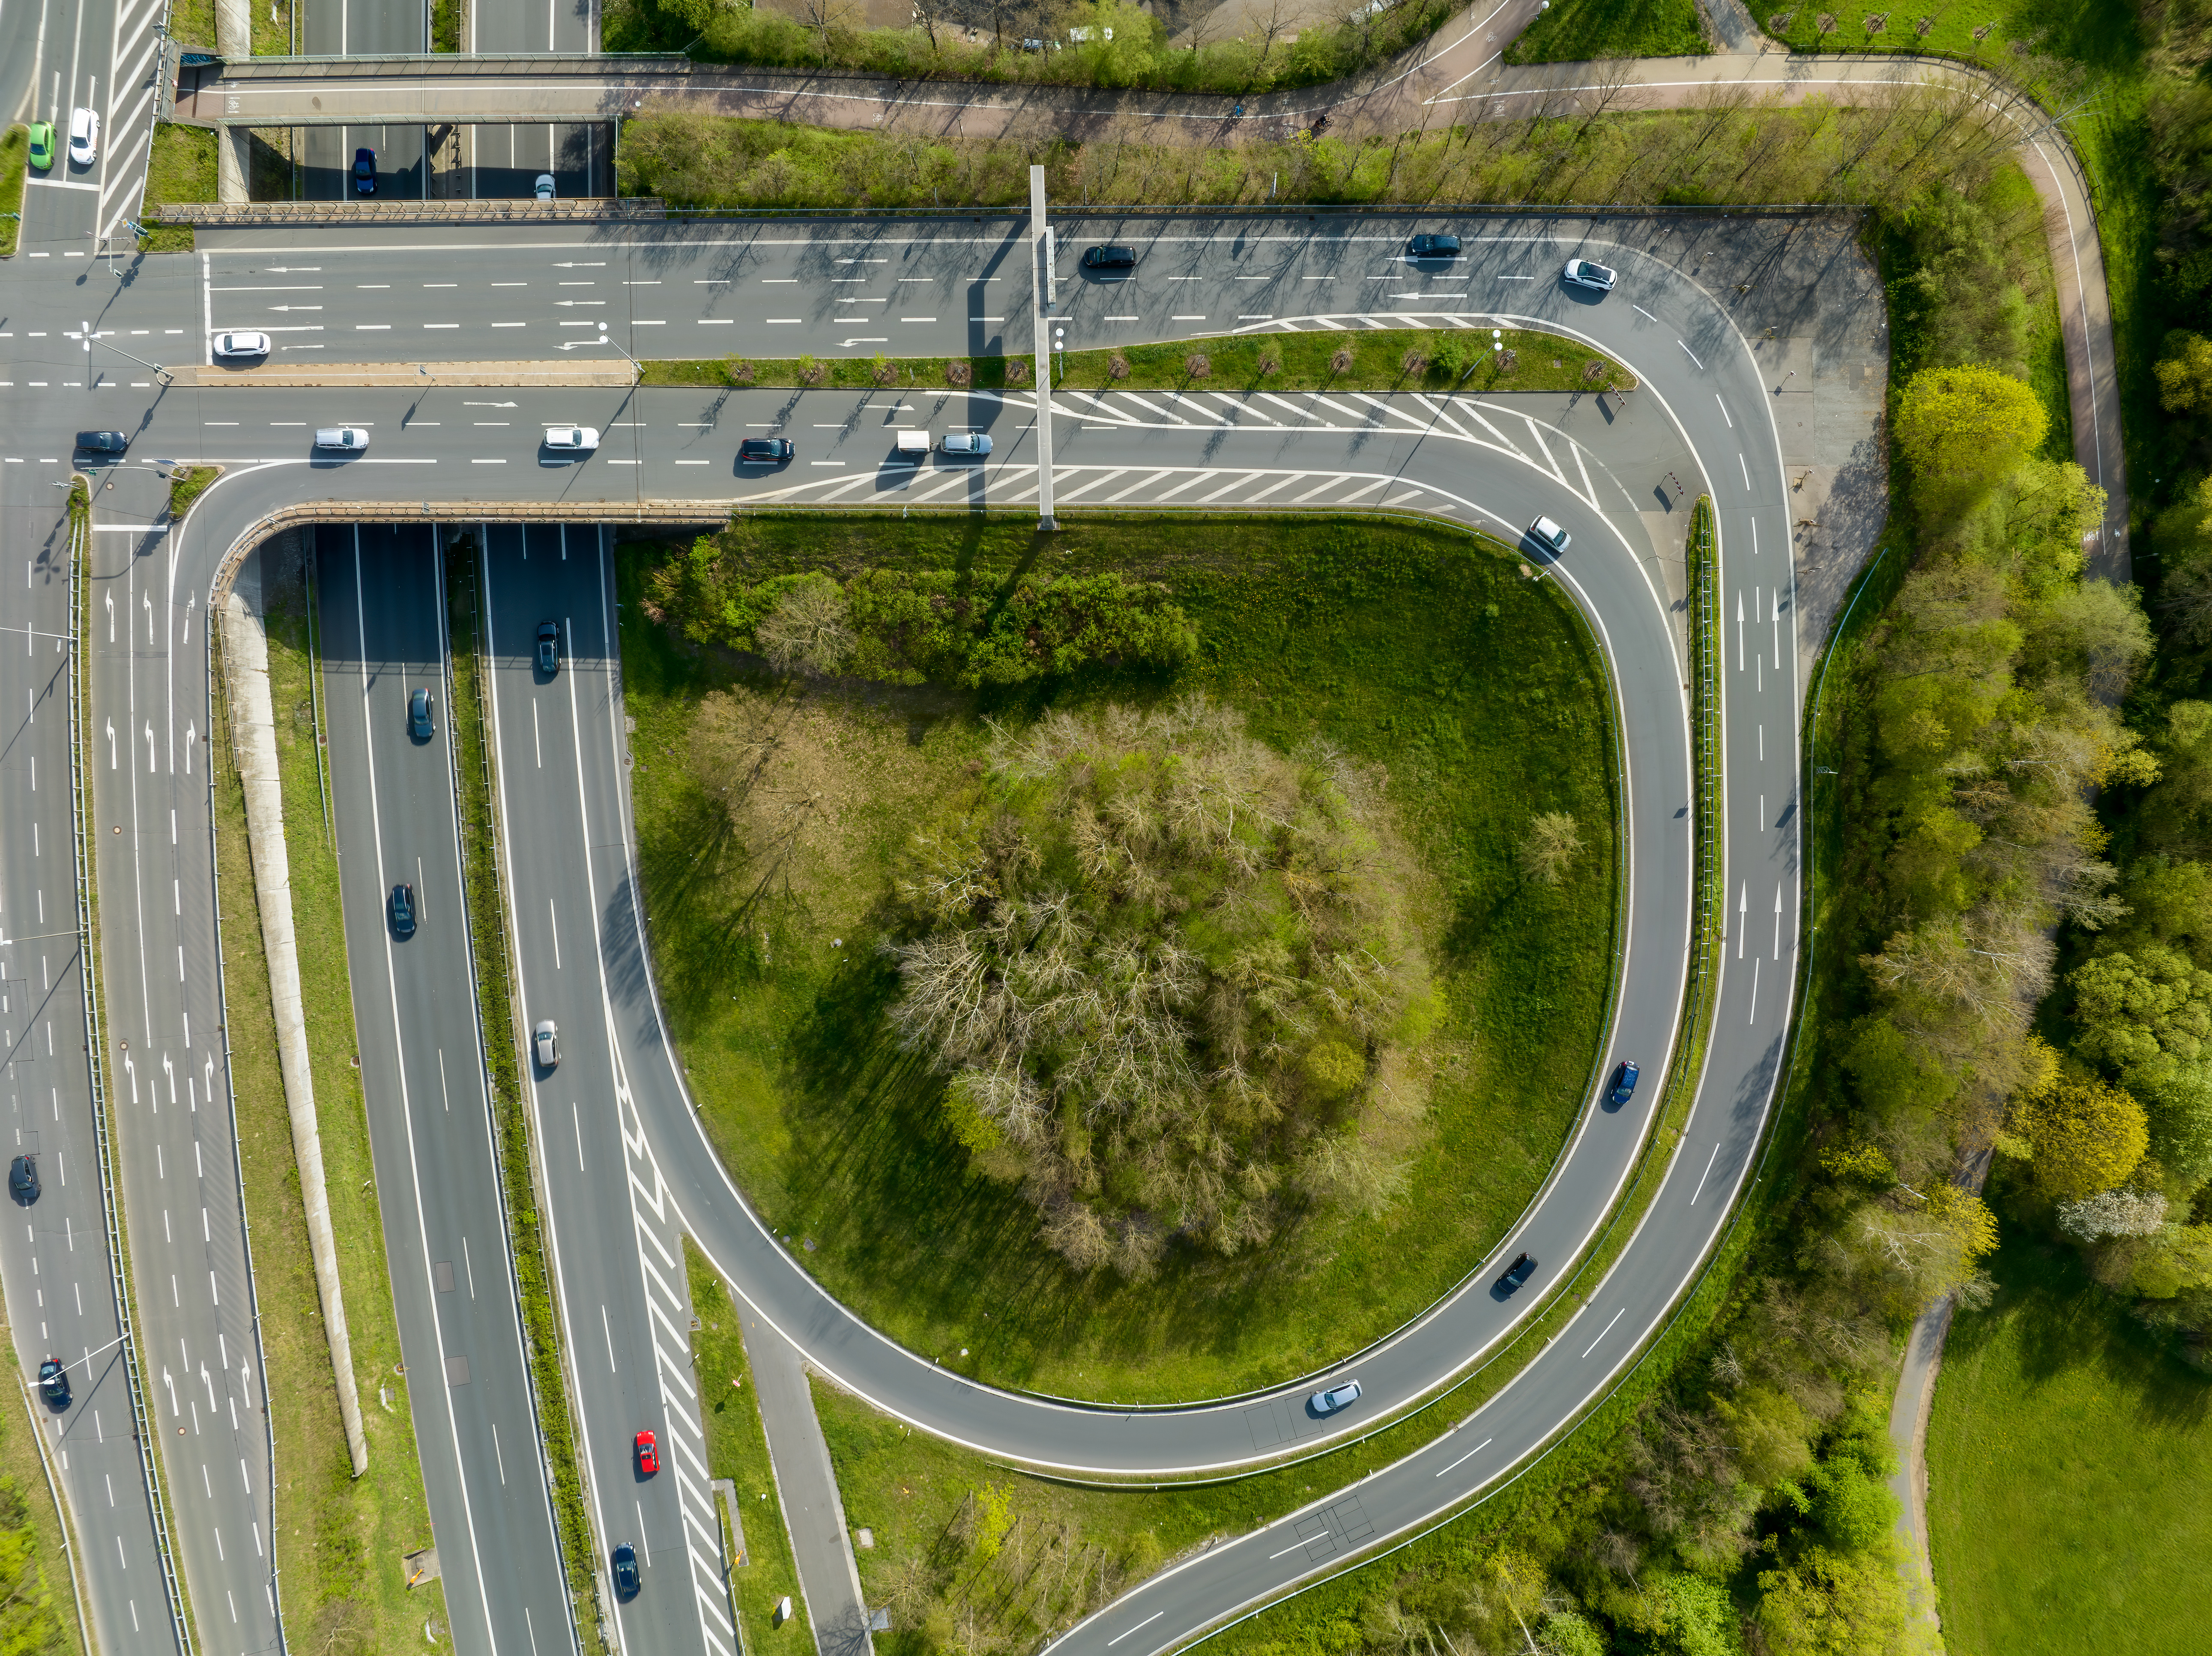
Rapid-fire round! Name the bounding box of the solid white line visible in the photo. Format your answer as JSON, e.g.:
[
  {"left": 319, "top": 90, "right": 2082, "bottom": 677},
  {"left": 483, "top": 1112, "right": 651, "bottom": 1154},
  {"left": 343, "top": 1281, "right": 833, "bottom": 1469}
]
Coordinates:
[
  {"left": 1268, "top": 1533, "right": 1323, "bottom": 1560},
  {"left": 1689, "top": 1143, "right": 1721, "bottom": 1206},
  {"left": 1107, "top": 1613, "right": 1165, "bottom": 1644},
  {"left": 1715, "top": 394, "right": 1731, "bottom": 429},
  {"left": 1579, "top": 1307, "right": 1626, "bottom": 1359},
  {"left": 1432, "top": 1435, "right": 1492, "bottom": 1478},
  {"left": 1678, "top": 340, "right": 1703, "bottom": 369}
]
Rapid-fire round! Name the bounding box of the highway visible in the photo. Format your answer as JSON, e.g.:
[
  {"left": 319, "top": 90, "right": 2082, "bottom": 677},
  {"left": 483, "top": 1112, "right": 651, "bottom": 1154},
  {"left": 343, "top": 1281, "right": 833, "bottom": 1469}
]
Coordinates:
[
  {"left": 0, "top": 0, "right": 167, "bottom": 257},
  {"left": 313, "top": 522, "right": 576, "bottom": 1656},
  {"left": 11, "top": 203, "right": 1824, "bottom": 1654}
]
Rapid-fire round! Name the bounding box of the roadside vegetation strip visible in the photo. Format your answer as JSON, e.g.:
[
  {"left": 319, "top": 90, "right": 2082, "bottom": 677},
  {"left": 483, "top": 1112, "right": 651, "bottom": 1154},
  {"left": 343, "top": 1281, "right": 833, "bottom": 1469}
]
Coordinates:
[
  {"left": 138, "top": 125, "right": 216, "bottom": 254},
  {"left": 1504, "top": 0, "right": 1707, "bottom": 62},
  {"left": 618, "top": 95, "right": 2042, "bottom": 215},
  {"left": 0, "top": 124, "right": 26, "bottom": 260},
  {"left": 638, "top": 328, "right": 1631, "bottom": 400},
  {"left": 5, "top": 1370, "right": 87, "bottom": 1656},
  {"left": 604, "top": 0, "right": 1454, "bottom": 95},
  {"left": 166, "top": 466, "right": 220, "bottom": 523},
  {"left": 207, "top": 544, "right": 453, "bottom": 1655},
  {"left": 442, "top": 531, "right": 604, "bottom": 1647},
  {"left": 617, "top": 511, "right": 1617, "bottom": 1404},
  {"left": 685, "top": 1243, "right": 814, "bottom": 1655}
]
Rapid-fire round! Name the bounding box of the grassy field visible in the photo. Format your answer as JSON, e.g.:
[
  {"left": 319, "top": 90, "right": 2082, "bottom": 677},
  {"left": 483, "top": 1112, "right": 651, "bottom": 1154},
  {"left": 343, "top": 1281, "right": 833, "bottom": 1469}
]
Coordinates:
[
  {"left": 619, "top": 514, "right": 1619, "bottom": 1403},
  {"left": 1925, "top": 1232, "right": 2212, "bottom": 1656},
  {"left": 1506, "top": 0, "right": 1706, "bottom": 63},
  {"left": 640, "top": 328, "right": 1632, "bottom": 399},
  {"left": 686, "top": 1243, "right": 814, "bottom": 1654},
  {"left": 168, "top": 466, "right": 220, "bottom": 522},
  {"left": 215, "top": 548, "right": 452, "bottom": 1653},
  {"left": 0, "top": 1350, "right": 85, "bottom": 1653}
]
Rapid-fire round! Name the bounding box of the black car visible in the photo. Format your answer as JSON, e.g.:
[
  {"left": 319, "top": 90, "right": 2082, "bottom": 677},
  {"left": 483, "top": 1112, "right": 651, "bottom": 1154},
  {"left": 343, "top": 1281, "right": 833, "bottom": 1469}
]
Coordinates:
[
  {"left": 738, "top": 438, "right": 794, "bottom": 463},
  {"left": 1607, "top": 1060, "right": 1640, "bottom": 1107},
  {"left": 352, "top": 147, "right": 376, "bottom": 195},
  {"left": 390, "top": 882, "right": 415, "bottom": 938},
  {"left": 611, "top": 1542, "right": 640, "bottom": 1599},
  {"left": 537, "top": 621, "right": 561, "bottom": 676},
  {"left": 1081, "top": 245, "right": 1137, "bottom": 271},
  {"left": 1494, "top": 1251, "right": 1537, "bottom": 1296},
  {"left": 9, "top": 1156, "right": 37, "bottom": 1203},
  {"left": 1409, "top": 233, "right": 1462, "bottom": 259},
  {"left": 75, "top": 430, "right": 128, "bottom": 454},
  {"left": 409, "top": 687, "right": 434, "bottom": 740},
  {"left": 37, "top": 1357, "right": 69, "bottom": 1408}
]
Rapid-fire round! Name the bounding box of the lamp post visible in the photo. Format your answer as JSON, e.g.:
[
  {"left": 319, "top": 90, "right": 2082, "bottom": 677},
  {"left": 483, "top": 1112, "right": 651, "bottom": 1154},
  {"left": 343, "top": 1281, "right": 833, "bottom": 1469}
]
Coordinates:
[{"left": 77, "top": 319, "right": 170, "bottom": 384}]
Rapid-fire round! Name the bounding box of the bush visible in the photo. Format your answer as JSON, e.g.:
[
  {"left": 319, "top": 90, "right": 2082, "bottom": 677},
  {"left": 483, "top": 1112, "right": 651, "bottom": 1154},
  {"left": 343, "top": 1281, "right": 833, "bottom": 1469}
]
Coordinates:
[
  {"left": 887, "top": 697, "right": 1436, "bottom": 1276},
  {"left": 1183, "top": 352, "right": 1211, "bottom": 379},
  {"left": 944, "top": 359, "right": 971, "bottom": 387},
  {"left": 1329, "top": 346, "right": 1354, "bottom": 375}
]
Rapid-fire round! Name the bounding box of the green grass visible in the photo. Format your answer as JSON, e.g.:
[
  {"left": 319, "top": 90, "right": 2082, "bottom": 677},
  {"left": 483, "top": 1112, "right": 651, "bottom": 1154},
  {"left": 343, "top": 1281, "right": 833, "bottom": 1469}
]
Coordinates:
[
  {"left": 442, "top": 536, "right": 603, "bottom": 1645},
  {"left": 0, "top": 125, "right": 26, "bottom": 260},
  {"left": 216, "top": 553, "right": 453, "bottom": 1653},
  {"left": 1760, "top": 0, "right": 2143, "bottom": 71},
  {"left": 167, "top": 0, "right": 215, "bottom": 48},
  {"left": 640, "top": 328, "right": 1632, "bottom": 399},
  {"left": 138, "top": 124, "right": 215, "bottom": 253},
  {"left": 167, "top": 466, "right": 219, "bottom": 522},
  {"left": 0, "top": 1382, "right": 86, "bottom": 1653},
  {"left": 686, "top": 1243, "right": 814, "bottom": 1654},
  {"left": 1925, "top": 1231, "right": 2212, "bottom": 1656},
  {"left": 621, "top": 514, "right": 1619, "bottom": 1404},
  {"left": 1506, "top": 0, "right": 1707, "bottom": 64}
]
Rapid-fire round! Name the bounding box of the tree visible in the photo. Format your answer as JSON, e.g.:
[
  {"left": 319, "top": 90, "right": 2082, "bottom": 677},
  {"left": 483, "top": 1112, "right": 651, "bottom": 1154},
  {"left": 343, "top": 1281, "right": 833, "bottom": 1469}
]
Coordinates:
[
  {"left": 1520, "top": 811, "right": 1583, "bottom": 886},
  {"left": 886, "top": 698, "right": 1436, "bottom": 1275},
  {"left": 754, "top": 573, "right": 852, "bottom": 676},
  {"left": 2009, "top": 1068, "right": 2150, "bottom": 1199},
  {"left": 2155, "top": 331, "right": 2212, "bottom": 414},
  {"left": 2057, "top": 1187, "right": 2168, "bottom": 1241},
  {"left": 1756, "top": 1546, "right": 1931, "bottom": 1656},
  {"left": 2068, "top": 944, "right": 2212, "bottom": 1094},
  {"left": 1893, "top": 363, "right": 2048, "bottom": 498}
]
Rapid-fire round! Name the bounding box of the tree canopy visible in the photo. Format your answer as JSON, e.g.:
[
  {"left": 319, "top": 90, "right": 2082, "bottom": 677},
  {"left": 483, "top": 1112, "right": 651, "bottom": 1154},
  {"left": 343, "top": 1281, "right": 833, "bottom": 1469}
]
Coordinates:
[
  {"left": 886, "top": 696, "right": 1436, "bottom": 1279},
  {"left": 2009, "top": 1069, "right": 2150, "bottom": 1200},
  {"left": 1893, "top": 363, "right": 2050, "bottom": 495}
]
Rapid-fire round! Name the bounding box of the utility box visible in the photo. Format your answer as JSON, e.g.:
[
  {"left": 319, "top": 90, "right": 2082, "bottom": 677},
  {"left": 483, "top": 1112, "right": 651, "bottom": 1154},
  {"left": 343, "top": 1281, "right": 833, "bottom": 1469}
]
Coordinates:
[{"left": 774, "top": 1596, "right": 794, "bottom": 1627}]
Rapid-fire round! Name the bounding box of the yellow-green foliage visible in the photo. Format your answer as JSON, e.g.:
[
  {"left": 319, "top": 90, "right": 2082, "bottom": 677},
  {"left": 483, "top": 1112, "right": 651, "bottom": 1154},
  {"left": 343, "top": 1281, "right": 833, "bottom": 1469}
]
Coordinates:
[
  {"left": 2010, "top": 1070, "right": 2151, "bottom": 1199},
  {"left": 1895, "top": 363, "right": 2051, "bottom": 496}
]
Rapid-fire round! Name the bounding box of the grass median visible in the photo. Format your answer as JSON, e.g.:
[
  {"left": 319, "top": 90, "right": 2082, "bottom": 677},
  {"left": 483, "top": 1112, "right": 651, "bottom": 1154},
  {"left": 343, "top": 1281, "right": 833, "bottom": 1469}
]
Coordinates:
[
  {"left": 138, "top": 125, "right": 215, "bottom": 254},
  {"left": 442, "top": 531, "right": 604, "bottom": 1645},
  {"left": 640, "top": 328, "right": 1631, "bottom": 401},
  {"left": 0, "top": 125, "right": 26, "bottom": 260},
  {"left": 619, "top": 512, "right": 1621, "bottom": 1404},
  {"left": 687, "top": 1243, "right": 813, "bottom": 1654},
  {"left": 213, "top": 546, "right": 452, "bottom": 1652}
]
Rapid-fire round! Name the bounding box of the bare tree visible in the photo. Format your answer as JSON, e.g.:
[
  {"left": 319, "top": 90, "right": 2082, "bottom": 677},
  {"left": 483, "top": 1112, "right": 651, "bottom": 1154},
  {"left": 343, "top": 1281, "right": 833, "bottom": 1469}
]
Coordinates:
[
  {"left": 800, "top": 0, "right": 860, "bottom": 57},
  {"left": 1520, "top": 811, "right": 1583, "bottom": 885}
]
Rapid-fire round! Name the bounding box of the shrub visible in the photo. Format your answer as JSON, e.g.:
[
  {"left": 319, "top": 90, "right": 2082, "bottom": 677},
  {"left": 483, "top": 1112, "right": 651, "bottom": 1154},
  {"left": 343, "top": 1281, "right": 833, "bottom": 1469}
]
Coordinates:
[
  {"left": 944, "top": 359, "right": 972, "bottom": 387},
  {"left": 869, "top": 353, "right": 897, "bottom": 386},
  {"left": 796, "top": 353, "right": 826, "bottom": 387},
  {"left": 1497, "top": 348, "right": 1519, "bottom": 373},
  {"left": 887, "top": 697, "right": 1435, "bottom": 1275},
  {"left": 1399, "top": 346, "right": 1430, "bottom": 376},
  {"left": 1002, "top": 357, "right": 1029, "bottom": 384},
  {"left": 728, "top": 358, "right": 755, "bottom": 385},
  {"left": 1329, "top": 345, "right": 1354, "bottom": 374},
  {"left": 1183, "top": 352, "right": 1211, "bottom": 379},
  {"left": 1256, "top": 349, "right": 1282, "bottom": 376},
  {"left": 1107, "top": 352, "right": 1130, "bottom": 380},
  {"left": 1520, "top": 811, "right": 1582, "bottom": 885}
]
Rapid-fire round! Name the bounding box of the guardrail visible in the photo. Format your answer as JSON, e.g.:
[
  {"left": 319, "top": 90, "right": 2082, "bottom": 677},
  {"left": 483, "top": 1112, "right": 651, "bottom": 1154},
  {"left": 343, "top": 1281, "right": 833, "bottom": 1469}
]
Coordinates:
[
  {"left": 202, "top": 52, "right": 693, "bottom": 76},
  {"left": 69, "top": 490, "right": 198, "bottom": 1656}
]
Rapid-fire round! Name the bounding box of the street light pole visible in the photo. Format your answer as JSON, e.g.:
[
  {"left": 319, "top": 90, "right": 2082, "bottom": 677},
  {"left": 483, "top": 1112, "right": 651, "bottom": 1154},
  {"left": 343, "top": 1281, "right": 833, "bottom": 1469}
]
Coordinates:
[
  {"left": 78, "top": 319, "right": 168, "bottom": 382},
  {"left": 1028, "top": 164, "right": 1057, "bottom": 532}
]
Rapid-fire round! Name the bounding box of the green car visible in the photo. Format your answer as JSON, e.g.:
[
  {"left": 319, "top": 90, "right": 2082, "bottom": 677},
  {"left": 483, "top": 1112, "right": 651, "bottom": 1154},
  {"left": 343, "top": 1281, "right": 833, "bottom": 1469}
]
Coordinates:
[{"left": 27, "top": 122, "right": 55, "bottom": 170}]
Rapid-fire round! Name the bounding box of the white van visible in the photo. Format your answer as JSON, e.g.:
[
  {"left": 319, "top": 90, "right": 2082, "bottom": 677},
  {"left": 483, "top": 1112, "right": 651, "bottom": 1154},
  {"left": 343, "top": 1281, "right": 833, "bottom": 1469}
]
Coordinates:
[{"left": 894, "top": 430, "right": 930, "bottom": 456}]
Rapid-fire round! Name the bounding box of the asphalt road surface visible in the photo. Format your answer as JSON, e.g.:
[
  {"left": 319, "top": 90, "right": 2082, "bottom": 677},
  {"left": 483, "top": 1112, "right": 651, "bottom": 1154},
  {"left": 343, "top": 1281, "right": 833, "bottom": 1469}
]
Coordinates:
[
  {"left": 314, "top": 522, "right": 577, "bottom": 1656},
  {"left": 1, "top": 0, "right": 167, "bottom": 262},
  {"left": 11, "top": 204, "right": 1821, "bottom": 1655}
]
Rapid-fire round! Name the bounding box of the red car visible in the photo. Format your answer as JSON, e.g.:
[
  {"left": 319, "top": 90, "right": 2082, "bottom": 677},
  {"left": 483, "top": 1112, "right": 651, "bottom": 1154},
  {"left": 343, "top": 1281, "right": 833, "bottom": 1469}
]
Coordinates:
[{"left": 635, "top": 1430, "right": 659, "bottom": 1476}]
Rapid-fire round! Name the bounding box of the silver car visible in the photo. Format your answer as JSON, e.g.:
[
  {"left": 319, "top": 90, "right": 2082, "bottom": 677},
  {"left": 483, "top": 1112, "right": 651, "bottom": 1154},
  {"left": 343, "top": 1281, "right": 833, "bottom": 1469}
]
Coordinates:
[
  {"left": 535, "top": 174, "right": 556, "bottom": 202},
  {"left": 533, "top": 1020, "right": 559, "bottom": 1068},
  {"left": 1530, "top": 516, "right": 1571, "bottom": 554},
  {"left": 314, "top": 427, "right": 369, "bottom": 452},
  {"left": 215, "top": 331, "right": 272, "bottom": 358},
  {"left": 937, "top": 432, "right": 992, "bottom": 456},
  {"left": 1310, "top": 1379, "right": 1363, "bottom": 1414},
  {"left": 1562, "top": 258, "right": 1617, "bottom": 292}
]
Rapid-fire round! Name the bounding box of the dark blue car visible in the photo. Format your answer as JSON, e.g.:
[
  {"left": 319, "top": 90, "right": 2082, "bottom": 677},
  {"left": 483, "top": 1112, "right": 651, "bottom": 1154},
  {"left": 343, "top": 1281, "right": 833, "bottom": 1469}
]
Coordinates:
[
  {"left": 1607, "top": 1060, "right": 1640, "bottom": 1106},
  {"left": 611, "top": 1542, "right": 640, "bottom": 1598},
  {"left": 1495, "top": 1252, "right": 1537, "bottom": 1295},
  {"left": 352, "top": 147, "right": 376, "bottom": 195}
]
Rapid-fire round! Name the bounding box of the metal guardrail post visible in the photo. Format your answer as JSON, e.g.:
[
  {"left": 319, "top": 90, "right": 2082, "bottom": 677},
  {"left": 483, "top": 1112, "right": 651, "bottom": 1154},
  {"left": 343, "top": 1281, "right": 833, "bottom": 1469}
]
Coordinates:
[{"left": 68, "top": 498, "right": 198, "bottom": 1656}]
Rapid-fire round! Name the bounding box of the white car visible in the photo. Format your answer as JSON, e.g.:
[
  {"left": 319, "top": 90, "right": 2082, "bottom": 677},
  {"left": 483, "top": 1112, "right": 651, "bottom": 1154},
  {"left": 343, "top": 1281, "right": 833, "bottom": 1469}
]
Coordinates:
[
  {"left": 937, "top": 432, "right": 992, "bottom": 456},
  {"left": 313, "top": 427, "right": 370, "bottom": 452},
  {"left": 1562, "top": 257, "right": 1616, "bottom": 292},
  {"left": 214, "top": 331, "right": 272, "bottom": 359},
  {"left": 68, "top": 108, "right": 99, "bottom": 167},
  {"left": 1530, "top": 516, "right": 1571, "bottom": 554},
  {"left": 544, "top": 426, "right": 599, "bottom": 451},
  {"left": 533, "top": 1020, "right": 559, "bottom": 1068},
  {"left": 535, "top": 174, "right": 556, "bottom": 202}
]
